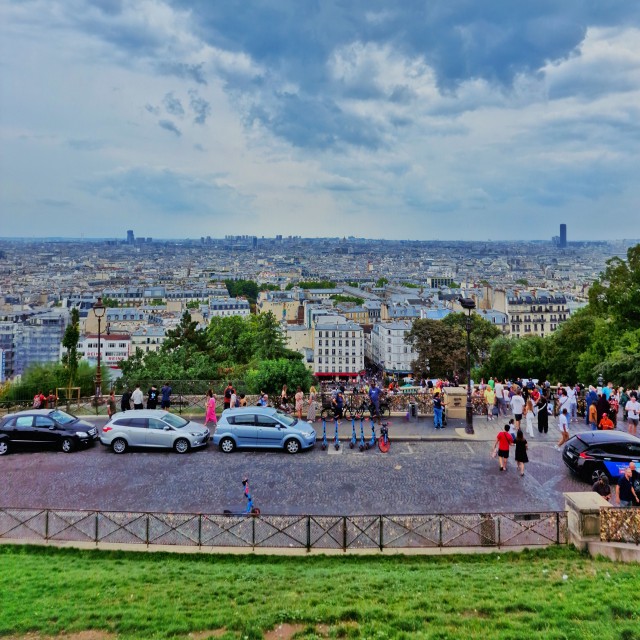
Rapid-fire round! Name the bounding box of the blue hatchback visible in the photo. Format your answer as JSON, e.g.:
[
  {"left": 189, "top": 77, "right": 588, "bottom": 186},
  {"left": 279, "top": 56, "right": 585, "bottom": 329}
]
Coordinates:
[{"left": 212, "top": 407, "right": 316, "bottom": 454}]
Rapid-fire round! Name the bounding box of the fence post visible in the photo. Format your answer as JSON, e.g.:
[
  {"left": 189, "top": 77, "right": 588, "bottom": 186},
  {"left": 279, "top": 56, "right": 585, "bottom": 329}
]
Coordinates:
[
  {"left": 178, "top": 393, "right": 183, "bottom": 415},
  {"left": 343, "top": 516, "right": 347, "bottom": 551},
  {"left": 379, "top": 516, "right": 384, "bottom": 551},
  {"left": 497, "top": 516, "right": 501, "bottom": 547},
  {"left": 95, "top": 511, "right": 99, "bottom": 544},
  {"left": 45, "top": 510, "right": 49, "bottom": 541},
  {"left": 146, "top": 514, "right": 150, "bottom": 546},
  {"left": 198, "top": 514, "right": 202, "bottom": 548},
  {"left": 556, "top": 512, "right": 560, "bottom": 545},
  {"left": 252, "top": 515, "right": 256, "bottom": 548},
  {"left": 306, "top": 516, "right": 311, "bottom": 552},
  {"left": 439, "top": 516, "right": 443, "bottom": 547}
]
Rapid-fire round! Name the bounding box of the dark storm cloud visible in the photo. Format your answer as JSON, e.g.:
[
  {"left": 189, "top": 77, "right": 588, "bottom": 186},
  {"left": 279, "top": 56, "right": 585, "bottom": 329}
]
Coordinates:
[{"left": 158, "top": 119, "right": 182, "bottom": 136}]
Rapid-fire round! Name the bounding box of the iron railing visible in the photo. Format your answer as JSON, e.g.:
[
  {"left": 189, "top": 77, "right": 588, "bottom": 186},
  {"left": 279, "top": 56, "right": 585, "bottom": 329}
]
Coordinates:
[{"left": 0, "top": 508, "right": 567, "bottom": 550}]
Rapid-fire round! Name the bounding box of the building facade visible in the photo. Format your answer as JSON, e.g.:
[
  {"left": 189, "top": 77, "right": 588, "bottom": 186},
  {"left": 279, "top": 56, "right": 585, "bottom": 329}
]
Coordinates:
[
  {"left": 507, "top": 292, "right": 569, "bottom": 338},
  {"left": 367, "top": 321, "right": 417, "bottom": 375},
  {"left": 313, "top": 320, "right": 364, "bottom": 379}
]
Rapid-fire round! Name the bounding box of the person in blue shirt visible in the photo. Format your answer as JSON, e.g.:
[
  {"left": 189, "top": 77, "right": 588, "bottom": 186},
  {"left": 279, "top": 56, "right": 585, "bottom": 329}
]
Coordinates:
[
  {"left": 160, "top": 382, "right": 172, "bottom": 409},
  {"left": 369, "top": 382, "right": 381, "bottom": 420},
  {"left": 433, "top": 390, "right": 444, "bottom": 429}
]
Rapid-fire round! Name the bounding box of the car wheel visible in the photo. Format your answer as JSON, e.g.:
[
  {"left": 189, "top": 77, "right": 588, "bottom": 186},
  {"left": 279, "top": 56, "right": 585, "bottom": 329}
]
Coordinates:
[
  {"left": 285, "top": 438, "right": 300, "bottom": 454},
  {"left": 591, "top": 468, "right": 608, "bottom": 484},
  {"left": 0, "top": 440, "right": 9, "bottom": 456},
  {"left": 61, "top": 437, "right": 74, "bottom": 453},
  {"left": 112, "top": 438, "right": 128, "bottom": 454},
  {"left": 174, "top": 438, "right": 190, "bottom": 454},
  {"left": 219, "top": 437, "right": 236, "bottom": 454}
]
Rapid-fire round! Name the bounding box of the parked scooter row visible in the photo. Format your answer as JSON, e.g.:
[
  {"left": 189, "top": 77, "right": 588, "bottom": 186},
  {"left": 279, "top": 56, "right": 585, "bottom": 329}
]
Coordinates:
[{"left": 320, "top": 417, "right": 390, "bottom": 453}]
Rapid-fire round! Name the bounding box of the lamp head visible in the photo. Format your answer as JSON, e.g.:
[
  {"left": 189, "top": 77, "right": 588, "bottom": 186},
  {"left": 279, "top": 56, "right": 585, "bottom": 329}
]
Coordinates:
[
  {"left": 93, "top": 297, "right": 106, "bottom": 319},
  {"left": 459, "top": 297, "right": 476, "bottom": 311}
]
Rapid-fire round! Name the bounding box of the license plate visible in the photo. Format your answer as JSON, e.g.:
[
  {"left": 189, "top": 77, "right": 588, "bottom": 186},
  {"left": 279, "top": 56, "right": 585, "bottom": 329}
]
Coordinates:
[{"left": 566, "top": 452, "right": 574, "bottom": 459}]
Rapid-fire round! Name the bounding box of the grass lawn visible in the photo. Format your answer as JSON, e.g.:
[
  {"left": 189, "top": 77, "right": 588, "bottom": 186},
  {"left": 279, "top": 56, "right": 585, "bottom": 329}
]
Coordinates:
[{"left": 0, "top": 544, "right": 638, "bottom": 639}]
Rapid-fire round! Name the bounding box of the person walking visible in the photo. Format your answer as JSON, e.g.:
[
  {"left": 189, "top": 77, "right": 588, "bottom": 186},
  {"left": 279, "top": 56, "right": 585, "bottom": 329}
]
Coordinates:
[
  {"left": 514, "top": 429, "right": 528, "bottom": 477},
  {"left": 536, "top": 395, "right": 549, "bottom": 434},
  {"left": 295, "top": 386, "right": 304, "bottom": 420},
  {"left": 484, "top": 385, "right": 495, "bottom": 421},
  {"left": 616, "top": 467, "right": 639, "bottom": 507},
  {"left": 107, "top": 390, "right": 117, "bottom": 419},
  {"left": 510, "top": 388, "right": 525, "bottom": 429},
  {"left": 307, "top": 386, "right": 317, "bottom": 421},
  {"left": 120, "top": 388, "right": 131, "bottom": 412},
  {"left": 493, "top": 424, "right": 514, "bottom": 472},
  {"left": 131, "top": 384, "right": 144, "bottom": 410},
  {"left": 524, "top": 398, "right": 535, "bottom": 438},
  {"left": 556, "top": 408, "right": 570, "bottom": 449},
  {"left": 204, "top": 389, "right": 217, "bottom": 427},
  {"left": 625, "top": 392, "right": 639, "bottom": 436},
  {"left": 588, "top": 400, "right": 598, "bottom": 430}
]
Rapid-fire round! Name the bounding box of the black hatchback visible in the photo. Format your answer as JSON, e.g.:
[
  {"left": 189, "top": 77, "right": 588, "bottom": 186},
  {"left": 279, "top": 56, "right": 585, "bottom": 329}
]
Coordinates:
[
  {"left": 562, "top": 430, "right": 640, "bottom": 483},
  {"left": 0, "top": 409, "right": 99, "bottom": 455}
]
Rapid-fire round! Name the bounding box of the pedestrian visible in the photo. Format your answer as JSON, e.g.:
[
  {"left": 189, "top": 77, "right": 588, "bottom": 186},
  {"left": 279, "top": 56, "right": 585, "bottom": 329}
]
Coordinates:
[
  {"left": 160, "top": 382, "right": 172, "bottom": 409},
  {"left": 616, "top": 467, "right": 639, "bottom": 507},
  {"left": 588, "top": 400, "right": 598, "bottom": 430},
  {"left": 524, "top": 398, "right": 535, "bottom": 438},
  {"left": 556, "top": 408, "right": 570, "bottom": 449},
  {"left": 596, "top": 393, "right": 610, "bottom": 427},
  {"left": 131, "top": 384, "right": 144, "bottom": 410},
  {"left": 46, "top": 390, "right": 56, "bottom": 409},
  {"left": 585, "top": 385, "right": 598, "bottom": 425},
  {"left": 223, "top": 382, "right": 234, "bottom": 410},
  {"left": 107, "top": 390, "right": 116, "bottom": 419},
  {"left": 493, "top": 424, "right": 514, "bottom": 472},
  {"left": 625, "top": 392, "right": 639, "bottom": 437},
  {"left": 592, "top": 475, "right": 611, "bottom": 502},
  {"left": 307, "top": 385, "right": 317, "bottom": 421},
  {"left": 599, "top": 413, "right": 614, "bottom": 430},
  {"left": 295, "top": 386, "right": 304, "bottom": 420},
  {"left": 147, "top": 384, "right": 158, "bottom": 409},
  {"left": 510, "top": 388, "right": 525, "bottom": 429},
  {"left": 230, "top": 389, "right": 238, "bottom": 409},
  {"left": 433, "top": 390, "right": 444, "bottom": 430},
  {"left": 239, "top": 393, "right": 247, "bottom": 407},
  {"left": 484, "top": 385, "right": 495, "bottom": 421},
  {"left": 536, "top": 395, "right": 549, "bottom": 434},
  {"left": 204, "top": 389, "right": 217, "bottom": 427},
  {"left": 514, "top": 429, "right": 528, "bottom": 477},
  {"left": 120, "top": 388, "right": 131, "bottom": 412}
]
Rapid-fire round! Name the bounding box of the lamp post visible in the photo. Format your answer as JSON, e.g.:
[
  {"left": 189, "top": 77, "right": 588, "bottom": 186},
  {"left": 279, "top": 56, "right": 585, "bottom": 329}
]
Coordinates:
[
  {"left": 93, "top": 297, "right": 106, "bottom": 399},
  {"left": 459, "top": 297, "right": 476, "bottom": 435}
]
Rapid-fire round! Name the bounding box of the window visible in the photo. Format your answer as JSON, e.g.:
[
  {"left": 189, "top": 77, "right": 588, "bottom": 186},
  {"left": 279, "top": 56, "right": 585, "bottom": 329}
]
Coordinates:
[
  {"left": 127, "top": 418, "right": 148, "bottom": 429},
  {"left": 231, "top": 414, "right": 256, "bottom": 425},
  {"left": 16, "top": 416, "right": 33, "bottom": 428},
  {"left": 148, "top": 419, "right": 167, "bottom": 430},
  {"left": 256, "top": 415, "right": 279, "bottom": 427},
  {"left": 34, "top": 417, "right": 55, "bottom": 428}
]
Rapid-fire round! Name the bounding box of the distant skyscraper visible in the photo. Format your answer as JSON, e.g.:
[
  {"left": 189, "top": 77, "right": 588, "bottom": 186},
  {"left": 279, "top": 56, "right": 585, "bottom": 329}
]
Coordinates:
[
  {"left": 559, "top": 224, "right": 567, "bottom": 248},
  {"left": 127, "top": 230, "right": 135, "bottom": 244}
]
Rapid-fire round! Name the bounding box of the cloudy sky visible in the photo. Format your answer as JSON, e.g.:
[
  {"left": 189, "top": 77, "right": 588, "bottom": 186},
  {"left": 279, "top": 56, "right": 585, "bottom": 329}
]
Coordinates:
[{"left": 1, "top": 1, "right": 640, "bottom": 241}]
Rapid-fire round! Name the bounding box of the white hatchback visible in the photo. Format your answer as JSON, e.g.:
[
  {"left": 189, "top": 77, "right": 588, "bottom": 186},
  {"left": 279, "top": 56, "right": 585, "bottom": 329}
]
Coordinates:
[{"left": 100, "top": 410, "right": 210, "bottom": 454}]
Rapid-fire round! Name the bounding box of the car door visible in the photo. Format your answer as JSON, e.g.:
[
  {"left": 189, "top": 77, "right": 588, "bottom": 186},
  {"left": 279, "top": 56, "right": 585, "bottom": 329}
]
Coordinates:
[
  {"left": 597, "top": 443, "right": 629, "bottom": 479},
  {"left": 125, "top": 418, "right": 148, "bottom": 446},
  {"left": 32, "top": 415, "right": 60, "bottom": 446},
  {"left": 146, "top": 417, "right": 172, "bottom": 448},
  {"left": 9, "top": 416, "right": 34, "bottom": 444},
  {"left": 255, "top": 414, "right": 285, "bottom": 448},
  {"left": 229, "top": 413, "right": 258, "bottom": 447}
]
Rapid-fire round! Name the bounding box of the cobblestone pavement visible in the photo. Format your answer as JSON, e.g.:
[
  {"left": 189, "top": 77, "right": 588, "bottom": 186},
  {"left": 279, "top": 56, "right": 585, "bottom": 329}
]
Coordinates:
[{"left": 1, "top": 420, "right": 588, "bottom": 515}]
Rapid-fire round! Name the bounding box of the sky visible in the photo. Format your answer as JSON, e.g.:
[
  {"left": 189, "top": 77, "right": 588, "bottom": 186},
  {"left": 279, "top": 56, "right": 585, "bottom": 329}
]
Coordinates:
[{"left": 1, "top": 1, "right": 640, "bottom": 241}]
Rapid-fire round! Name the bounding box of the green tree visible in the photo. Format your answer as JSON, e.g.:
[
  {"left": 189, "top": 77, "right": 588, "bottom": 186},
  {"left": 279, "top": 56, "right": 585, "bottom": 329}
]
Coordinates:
[
  {"left": 405, "top": 319, "right": 466, "bottom": 379},
  {"left": 244, "top": 357, "right": 313, "bottom": 395},
  {"left": 442, "top": 312, "right": 500, "bottom": 367},
  {"left": 285, "top": 280, "right": 336, "bottom": 290},
  {"left": 224, "top": 279, "right": 260, "bottom": 304},
  {"left": 163, "top": 311, "right": 208, "bottom": 352},
  {"left": 375, "top": 277, "right": 389, "bottom": 288},
  {"left": 61, "top": 308, "right": 80, "bottom": 387}
]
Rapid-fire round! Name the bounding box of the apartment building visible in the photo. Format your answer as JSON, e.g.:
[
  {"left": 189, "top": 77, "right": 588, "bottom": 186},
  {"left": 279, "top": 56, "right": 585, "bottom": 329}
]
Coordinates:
[
  {"left": 313, "top": 319, "right": 364, "bottom": 379},
  {"left": 367, "top": 321, "right": 417, "bottom": 375},
  {"left": 77, "top": 333, "right": 131, "bottom": 366},
  {"left": 507, "top": 291, "right": 569, "bottom": 337}
]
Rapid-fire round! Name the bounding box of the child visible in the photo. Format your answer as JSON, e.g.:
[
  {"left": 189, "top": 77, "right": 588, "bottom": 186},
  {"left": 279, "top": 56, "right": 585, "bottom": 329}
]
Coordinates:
[{"left": 588, "top": 401, "right": 598, "bottom": 430}]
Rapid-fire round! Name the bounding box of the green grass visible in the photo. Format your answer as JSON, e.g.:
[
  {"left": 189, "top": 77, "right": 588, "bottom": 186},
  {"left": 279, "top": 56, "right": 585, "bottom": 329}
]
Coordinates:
[{"left": 0, "top": 545, "right": 638, "bottom": 639}]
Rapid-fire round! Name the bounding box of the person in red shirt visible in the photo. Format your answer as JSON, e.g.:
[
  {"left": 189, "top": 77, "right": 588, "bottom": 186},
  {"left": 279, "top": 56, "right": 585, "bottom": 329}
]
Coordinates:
[
  {"left": 493, "top": 424, "right": 514, "bottom": 472},
  {"left": 599, "top": 414, "right": 614, "bottom": 430}
]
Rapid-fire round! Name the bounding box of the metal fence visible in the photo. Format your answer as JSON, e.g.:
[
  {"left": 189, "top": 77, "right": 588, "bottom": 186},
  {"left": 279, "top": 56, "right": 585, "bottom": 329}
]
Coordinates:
[{"left": 0, "top": 508, "right": 567, "bottom": 550}]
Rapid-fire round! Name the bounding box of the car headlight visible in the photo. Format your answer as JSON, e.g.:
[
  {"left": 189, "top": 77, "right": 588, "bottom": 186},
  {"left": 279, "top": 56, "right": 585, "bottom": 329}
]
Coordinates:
[
  {"left": 190, "top": 432, "right": 202, "bottom": 437},
  {"left": 75, "top": 432, "right": 88, "bottom": 437},
  {"left": 301, "top": 431, "right": 314, "bottom": 438}
]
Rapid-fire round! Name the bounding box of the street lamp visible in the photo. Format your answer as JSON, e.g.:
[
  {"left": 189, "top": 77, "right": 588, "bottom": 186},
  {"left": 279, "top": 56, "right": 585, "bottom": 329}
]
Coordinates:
[
  {"left": 93, "top": 297, "right": 106, "bottom": 398},
  {"left": 459, "top": 297, "right": 476, "bottom": 435}
]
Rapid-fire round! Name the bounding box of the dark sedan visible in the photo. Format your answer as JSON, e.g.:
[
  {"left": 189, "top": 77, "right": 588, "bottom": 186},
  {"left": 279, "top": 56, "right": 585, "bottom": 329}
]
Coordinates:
[
  {"left": 0, "top": 409, "right": 99, "bottom": 455},
  {"left": 562, "top": 430, "right": 640, "bottom": 483}
]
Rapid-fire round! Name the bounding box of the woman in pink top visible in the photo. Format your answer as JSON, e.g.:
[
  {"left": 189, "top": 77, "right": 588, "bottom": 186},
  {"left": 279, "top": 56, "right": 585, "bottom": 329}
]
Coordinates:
[
  {"left": 204, "top": 389, "right": 217, "bottom": 427},
  {"left": 295, "top": 386, "right": 304, "bottom": 420}
]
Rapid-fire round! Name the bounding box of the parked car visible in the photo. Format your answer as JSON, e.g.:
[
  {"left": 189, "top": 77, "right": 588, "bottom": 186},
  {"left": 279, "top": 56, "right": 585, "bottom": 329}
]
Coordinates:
[
  {"left": 0, "top": 409, "right": 99, "bottom": 455},
  {"left": 562, "top": 430, "right": 640, "bottom": 483},
  {"left": 100, "top": 410, "right": 209, "bottom": 454},
  {"left": 212, "top": 407, "right": 316, "bottom": 454}
]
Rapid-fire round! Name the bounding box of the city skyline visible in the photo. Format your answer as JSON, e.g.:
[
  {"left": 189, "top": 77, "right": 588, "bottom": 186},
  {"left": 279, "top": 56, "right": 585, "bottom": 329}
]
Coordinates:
[{"left": 2, "top": 2, "right": 640, "bottom": 240}]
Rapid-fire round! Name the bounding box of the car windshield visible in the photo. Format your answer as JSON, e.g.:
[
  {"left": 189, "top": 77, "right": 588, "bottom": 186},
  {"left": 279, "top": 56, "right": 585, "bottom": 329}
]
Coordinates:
[
  {"left": 49, "top": 410, "right": 77, "bottom": 425},
  {"left": 275, "top": 410, "right": 297, "bottom": 427},
  {"left": 161, "top": 414, "right": 189, "bottom": 429}
]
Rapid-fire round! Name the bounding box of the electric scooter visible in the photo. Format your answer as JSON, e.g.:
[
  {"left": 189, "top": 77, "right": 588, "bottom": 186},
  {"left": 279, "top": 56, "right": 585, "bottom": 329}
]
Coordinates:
[
  {"left": 378, "top": 422, "right": 390, "bottom": 453},
  {"left": 333, "top": 417, "right": 340, "bottom": 450},
  {"left": 358, "top": 417, "right": 366, "bottom": 451},
  {"left": 349, "top": 417, "right": 357, "bottom": 449},
  {"left": 223, "top": 477, "right": 261, "bottom": 515},
  {"left": 321, "top": 418, "right": 328, "bottom": 450},
  {"left": 366, "top": 417, "right": 376, "bottom": 450}
]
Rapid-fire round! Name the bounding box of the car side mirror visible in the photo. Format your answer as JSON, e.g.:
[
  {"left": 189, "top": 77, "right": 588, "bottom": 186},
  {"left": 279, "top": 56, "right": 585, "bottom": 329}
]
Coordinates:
[
  {"left": 49, "top": 425, "right": 56, "bottom": 430},
  {"left": 163, "top": 426, "right": 171, "bottom": 431}
]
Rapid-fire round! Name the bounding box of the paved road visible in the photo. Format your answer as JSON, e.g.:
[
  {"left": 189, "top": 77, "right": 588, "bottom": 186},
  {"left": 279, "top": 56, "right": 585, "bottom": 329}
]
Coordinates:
[{"left": 1, "top": 430, "right": 586, "bottom": 515}]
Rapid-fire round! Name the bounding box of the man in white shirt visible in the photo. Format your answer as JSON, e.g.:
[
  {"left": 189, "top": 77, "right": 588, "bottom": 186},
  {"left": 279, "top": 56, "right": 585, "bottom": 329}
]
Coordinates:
[
  {"left": 626, "top": 392, "right": 639, "bottom": 436},
  {"left": 131, "top": 384, "right": 144, "bottom": 410},
  {"left": 510, "top": 390, "right": 525, "bottom": 428},
  {"left": 566, "top": 385, "right": 578, "bottom": 423},
  {"left": 494, "top": 380, "right": 505, "bottom": 416}
]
